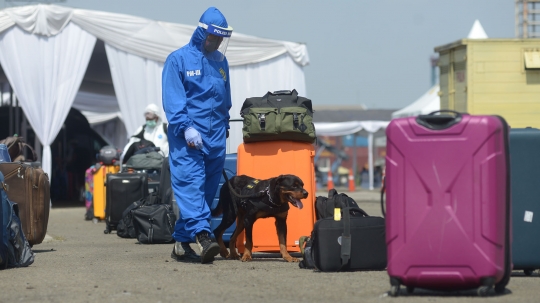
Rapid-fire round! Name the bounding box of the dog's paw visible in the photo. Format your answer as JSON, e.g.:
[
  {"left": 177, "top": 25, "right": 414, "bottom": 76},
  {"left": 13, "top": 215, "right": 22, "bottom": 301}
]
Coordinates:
[
  {"left": 228, "top": 253, "right": 241, "bottom": 260},
  {"left": 241, "top": 254, "right": 253, "bottom": 262},
  {"left": 284, "top": 256, "right": 299, "bottom": 263}
]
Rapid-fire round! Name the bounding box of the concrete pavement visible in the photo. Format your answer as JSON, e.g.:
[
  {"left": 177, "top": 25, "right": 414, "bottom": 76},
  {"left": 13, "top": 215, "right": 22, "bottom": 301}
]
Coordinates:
[{"left": 0, "top": 187, "right": 536, "bottom": 303}]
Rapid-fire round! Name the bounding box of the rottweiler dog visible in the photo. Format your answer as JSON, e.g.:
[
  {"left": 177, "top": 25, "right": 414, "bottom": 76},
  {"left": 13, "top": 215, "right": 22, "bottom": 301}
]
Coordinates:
[{"left": 212, "top": 174, "right": 308, "bottom": 262}]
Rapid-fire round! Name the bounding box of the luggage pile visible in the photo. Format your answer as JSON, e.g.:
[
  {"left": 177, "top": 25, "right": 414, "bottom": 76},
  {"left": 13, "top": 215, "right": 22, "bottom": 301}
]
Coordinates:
[
  {"left": 300, "top": 189, "right": 387, "bottom": 272},
  {"left": 0, "top": 138, "right": 49, "bottom": 270},
  {"left": 297, "top": 110, "right": 538, "bottom": 298},
  {"left": 233, "top": 89, "right": 317, "bottom": 255},
  {"left": 88, "top": 145, "right": 171, "bottom": 240}
]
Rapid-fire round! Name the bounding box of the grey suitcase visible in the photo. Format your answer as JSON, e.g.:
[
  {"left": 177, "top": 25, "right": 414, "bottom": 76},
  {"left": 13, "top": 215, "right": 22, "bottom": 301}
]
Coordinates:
[{"left": 510, "top": 127, "right": 540, "bottom": 275}]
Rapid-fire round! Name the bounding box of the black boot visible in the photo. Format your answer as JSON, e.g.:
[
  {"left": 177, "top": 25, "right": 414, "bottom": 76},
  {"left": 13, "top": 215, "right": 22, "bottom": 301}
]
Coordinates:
[
  {"left": 171, "top": 242, "right": 201, "bottom": 263},
  {"left": 195, "top": 231, "right": 220, "bottom": 264}
]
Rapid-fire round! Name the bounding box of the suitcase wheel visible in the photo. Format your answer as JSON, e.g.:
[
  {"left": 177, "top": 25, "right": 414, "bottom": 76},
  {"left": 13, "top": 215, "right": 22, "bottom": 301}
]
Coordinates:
[
  {"left": 389, "top": 285, "right": 400, "bottom": 297},
  {"left": 494, "top": 283, "right": 505, "bottom": 295},
  {"left": 104, "top": 229, "right": 109, "bottom": 234},
  {"left": 524, "top": 269, "right": 534, "bottom": 276},
  {"left": 389, "top": 277, "right": 401, "bottom": 297},
  {"left": 406, "top": 286, "right": 414, "bottom": 294},
  {"left": 477, "top": 286, "right": 491, "bottom": 297}
]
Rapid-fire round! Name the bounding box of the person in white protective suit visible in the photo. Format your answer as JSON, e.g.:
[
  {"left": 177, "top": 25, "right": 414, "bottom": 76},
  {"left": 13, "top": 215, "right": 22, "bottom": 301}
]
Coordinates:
[{"left": 120, "top": 103, "right": 169, "bottom": 163}]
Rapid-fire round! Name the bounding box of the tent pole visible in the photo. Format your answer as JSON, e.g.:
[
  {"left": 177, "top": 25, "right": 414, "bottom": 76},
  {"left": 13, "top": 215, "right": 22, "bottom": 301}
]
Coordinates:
[
  {"left": 368, "top": 132, "right": 374, "bottom": 190},
  {"left": 34, "top": 136, "right": 42, "bottom": 162},
  {"left": 9, "top": 85, "right": 13, "bottom": 136},
  {"left": 352, "top": 133, "right": 357, "bottom": 185},
  {"left": 15, "top": 95, "right": 20, "bottom": 136}
]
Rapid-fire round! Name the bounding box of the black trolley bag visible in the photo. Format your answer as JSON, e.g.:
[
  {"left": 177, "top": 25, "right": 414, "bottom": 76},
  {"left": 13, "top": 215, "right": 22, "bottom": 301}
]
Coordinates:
[
  {"left": 510, "top": 127, "right": 540, "bottom": 275},
  {"left": 311, "top": 203, "right": 387, "bottom": 272},
  {"left": 104, "top": 173, "right": 148, "bottom": 234}
]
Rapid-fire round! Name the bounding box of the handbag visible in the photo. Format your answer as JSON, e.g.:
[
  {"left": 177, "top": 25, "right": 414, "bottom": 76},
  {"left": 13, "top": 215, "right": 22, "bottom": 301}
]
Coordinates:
[
  {"left": 311, "top": 206, "right": 387, "bottom": 272},
  {"left": 0, "top": 136, "right": 37, "bottom": 162},
  {"left": 240, "top": 89, "right": 316, "bottom": 143}
]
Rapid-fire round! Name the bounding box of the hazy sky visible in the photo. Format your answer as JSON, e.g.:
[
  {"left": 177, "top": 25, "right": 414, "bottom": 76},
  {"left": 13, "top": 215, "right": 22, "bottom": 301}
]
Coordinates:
[{"left": 1, "top": 0, "right": 516, "bottom": 109}]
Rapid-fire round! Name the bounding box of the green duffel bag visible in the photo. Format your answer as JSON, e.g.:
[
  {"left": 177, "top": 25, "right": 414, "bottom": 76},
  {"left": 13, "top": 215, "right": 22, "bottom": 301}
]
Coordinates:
[
  {"left": 240, "top": 90, "right": 316, "bottom": 143},
  {"left": 125, "top": 151, "right": 164, "bottom": 170}
]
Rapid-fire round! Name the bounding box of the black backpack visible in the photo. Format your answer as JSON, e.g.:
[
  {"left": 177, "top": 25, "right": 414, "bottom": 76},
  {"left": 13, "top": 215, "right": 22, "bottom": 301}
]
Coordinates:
[
  {"left": 1, "top": 172, "right": 34, "bottom": 269},
  {"left": 314, "top": 189, "right": 367, "bottom": 221}
]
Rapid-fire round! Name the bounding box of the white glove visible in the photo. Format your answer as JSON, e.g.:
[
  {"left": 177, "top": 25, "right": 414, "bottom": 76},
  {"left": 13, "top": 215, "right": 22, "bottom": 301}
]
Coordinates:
[{"left": 184, "top": 127, "right": 202, "bottom": 150}]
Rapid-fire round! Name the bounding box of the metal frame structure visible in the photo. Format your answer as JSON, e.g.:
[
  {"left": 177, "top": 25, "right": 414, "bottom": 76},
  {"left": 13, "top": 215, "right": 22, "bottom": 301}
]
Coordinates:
[{"left": 516, "top": 0, "right": 540, "bottom": 38}]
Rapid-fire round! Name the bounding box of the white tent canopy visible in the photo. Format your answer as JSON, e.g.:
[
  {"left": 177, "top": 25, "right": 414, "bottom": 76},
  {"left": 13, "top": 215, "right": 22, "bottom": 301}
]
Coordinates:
[
  {"left": 392, "top": 85, "right": 440, "bottom": 118},
  {"left": 468, "top": 19, "right": 488, "bottom": 39},
  {"left": 315, "top": 121, "right": 389, "bottom": 137},
  {"left": 314, "top": 121, "right": 389, "bottom": 190},
  {"left": 0, "top": 4, "right": 309, "bottom": 177}
]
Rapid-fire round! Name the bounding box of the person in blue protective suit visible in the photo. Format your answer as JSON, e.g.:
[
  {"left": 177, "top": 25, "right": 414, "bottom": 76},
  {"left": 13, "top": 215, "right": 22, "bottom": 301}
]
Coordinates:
[{"left": 162, "top": 7, "right": 233, "bottom": 264}]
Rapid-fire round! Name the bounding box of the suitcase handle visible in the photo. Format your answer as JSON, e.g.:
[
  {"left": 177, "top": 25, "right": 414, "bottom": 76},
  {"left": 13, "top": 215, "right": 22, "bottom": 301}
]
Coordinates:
[
  {"left": 416, "top": 110, "right": 463, "bottom": 130},
  {"left": 380, "top": 184, "right": 386, "bottom": 218}
]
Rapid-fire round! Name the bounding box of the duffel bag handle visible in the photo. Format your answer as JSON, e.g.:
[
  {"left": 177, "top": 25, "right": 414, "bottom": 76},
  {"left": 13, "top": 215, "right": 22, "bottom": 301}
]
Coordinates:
[
  {"left": 416, "top": 110, "right": 464, "bottom": 130},
  {"left": 331, "top": 191, "right": 369, "bottom": 217},
  {"left": 270, "top": 89, "right": 297, "bottom": 96}
]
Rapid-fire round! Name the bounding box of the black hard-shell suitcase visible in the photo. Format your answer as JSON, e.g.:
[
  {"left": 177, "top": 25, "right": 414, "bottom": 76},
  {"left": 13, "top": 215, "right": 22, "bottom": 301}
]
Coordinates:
[
  {"left": 510, "top": 127, "right": 540, "bottom": 275},
  {"left": 311, "top": 207, "right": 387, "bottom": 272},
  {"left": 105, "top": 173, "right": 148, "bottom": 234}
]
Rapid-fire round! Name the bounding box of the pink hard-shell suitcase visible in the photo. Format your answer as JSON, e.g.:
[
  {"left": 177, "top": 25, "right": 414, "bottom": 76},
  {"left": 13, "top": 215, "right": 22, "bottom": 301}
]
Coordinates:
[{"left": 384, "top": 111, "right": 511, "bottom": 296}]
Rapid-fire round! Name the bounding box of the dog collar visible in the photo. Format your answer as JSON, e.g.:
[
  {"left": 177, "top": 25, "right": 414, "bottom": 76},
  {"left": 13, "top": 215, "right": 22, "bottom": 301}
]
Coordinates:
[{"left": 265, "top": 186, "right": 280, "bottom": 207}]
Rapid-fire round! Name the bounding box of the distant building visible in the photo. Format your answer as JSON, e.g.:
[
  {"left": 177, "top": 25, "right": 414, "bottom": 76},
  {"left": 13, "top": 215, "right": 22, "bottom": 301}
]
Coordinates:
[
  {"left": 313, "top": 106, "right": 396, "bottom": 123},
  {"left": 313, "top": 106, "right": 397, "bottom": 188}
]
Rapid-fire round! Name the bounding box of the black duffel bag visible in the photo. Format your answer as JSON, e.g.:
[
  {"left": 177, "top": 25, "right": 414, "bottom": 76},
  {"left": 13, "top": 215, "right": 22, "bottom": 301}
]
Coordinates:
[
  {"left": 310, "top": 203, "right": 387, "bottom": 272},
  {"left": 240, "top": 89, "right": 316, "bottom": 143},
  {"left": 117, "top": 193, "right": 160, "bottom": 239},
  {"left": 132, "top": 203, "right": 176, "bottom": 244}
]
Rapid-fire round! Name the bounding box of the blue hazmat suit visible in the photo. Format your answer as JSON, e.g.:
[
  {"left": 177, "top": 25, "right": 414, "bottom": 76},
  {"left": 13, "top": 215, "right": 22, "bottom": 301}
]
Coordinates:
[{"left": 162, "top": 7, "right": 232, "bottom": 243}]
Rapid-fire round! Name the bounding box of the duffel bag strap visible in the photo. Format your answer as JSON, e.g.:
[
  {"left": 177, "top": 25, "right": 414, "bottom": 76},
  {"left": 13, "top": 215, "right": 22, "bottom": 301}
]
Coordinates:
[
  {"left": 293, "top": 113, "right": 299, "bottom": 129},
  {"left": 257, "top": 113, "right": 266, "bottom": 131},
  {"left": 340, "top": 207, "right": 352, "bottom": 271}
]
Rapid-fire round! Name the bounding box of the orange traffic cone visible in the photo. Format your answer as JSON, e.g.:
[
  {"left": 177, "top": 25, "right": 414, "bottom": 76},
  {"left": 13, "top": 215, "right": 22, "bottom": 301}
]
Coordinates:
[
  {"left": 327, "top": 170, "right": 334, "bottom": 190},
  {"left": 348, "top": 169, "right": 355, "bottom": 192}
]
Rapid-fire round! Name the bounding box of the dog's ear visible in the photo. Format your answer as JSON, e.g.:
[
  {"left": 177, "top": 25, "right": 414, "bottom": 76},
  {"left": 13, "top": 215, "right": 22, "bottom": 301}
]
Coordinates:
[{"left": 274, "top": 175, "right": 290, "bottom": 189}]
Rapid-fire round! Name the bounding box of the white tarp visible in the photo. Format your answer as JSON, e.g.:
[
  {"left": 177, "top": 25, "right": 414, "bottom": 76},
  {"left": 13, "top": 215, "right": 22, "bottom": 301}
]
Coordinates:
[
  {"left": 392, "top": 85, "right": 440, "bottom": 118},
  {"left": 0, "top": 4, "right": 310, "bottom": 177},
  {"left": 0, "top": 5, "right": 309, "bottom": 66},
  {"left": 314, "top": 120, "right": 389, "bottom": 190}
]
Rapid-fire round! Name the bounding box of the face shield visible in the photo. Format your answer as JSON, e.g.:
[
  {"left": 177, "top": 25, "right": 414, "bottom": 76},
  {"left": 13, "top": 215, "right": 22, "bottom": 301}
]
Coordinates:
[{"left": 199, "top": 22, "right": 233, "bottom": 62}]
